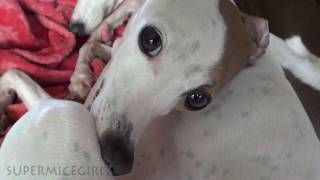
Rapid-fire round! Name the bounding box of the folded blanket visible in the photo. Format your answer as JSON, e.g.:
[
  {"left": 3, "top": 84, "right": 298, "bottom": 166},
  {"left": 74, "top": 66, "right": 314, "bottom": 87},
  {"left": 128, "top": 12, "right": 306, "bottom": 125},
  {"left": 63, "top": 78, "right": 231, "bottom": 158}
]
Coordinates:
[{"left": 0, "top": 0, "right": 115, "bottom": 144}]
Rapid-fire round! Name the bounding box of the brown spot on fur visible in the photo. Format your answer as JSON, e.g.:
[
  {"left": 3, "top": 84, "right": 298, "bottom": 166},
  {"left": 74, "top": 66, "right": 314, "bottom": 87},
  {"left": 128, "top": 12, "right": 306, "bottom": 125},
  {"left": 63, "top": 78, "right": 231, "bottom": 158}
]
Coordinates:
[
  {"left": 270, "top": 165, "right": 280, "bottom": 172},
  {"left": 210, "top": 0, "right": 253, "bottom": 94},
  {"left": 203, "top": 131, "right": 209, "bottom": 136},
  {"left": 83, "top": 151, "right": 91, "bottom": 162},
  {"left": 195, "top": 162, "right": 202, "bottom": 168},
  {"left": 185, "top": 149, "right": 195, "bottom": 159},
  {"left": 73, "top": 142, "right": 79, "bottom": 152},
  {"left": 159, "top": 148, "right": 166, "bottom": 157},
  {"left": 42, "top": 132, "right": 48, "bottom": 139},
  {"left": 284, "top": 152, "right": 294, "bottom": 159},
  {"left": 241, "top": 111, "right": 250, "bottom": 118},
  {"left": 203, "top": 165, "right": 218, "bottom": 178}
]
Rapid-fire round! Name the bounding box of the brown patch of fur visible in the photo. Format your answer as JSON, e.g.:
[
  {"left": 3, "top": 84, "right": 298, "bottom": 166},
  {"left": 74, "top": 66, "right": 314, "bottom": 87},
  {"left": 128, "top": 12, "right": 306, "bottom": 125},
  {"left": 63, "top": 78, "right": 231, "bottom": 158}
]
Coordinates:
[{"left": 210, "top": 0, "right": 253, "bottom": 93}]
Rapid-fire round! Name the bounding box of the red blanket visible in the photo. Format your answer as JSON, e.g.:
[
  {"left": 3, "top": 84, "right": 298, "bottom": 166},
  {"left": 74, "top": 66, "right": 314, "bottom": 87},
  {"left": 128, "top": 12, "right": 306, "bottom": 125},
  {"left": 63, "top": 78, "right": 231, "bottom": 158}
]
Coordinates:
[{"left": 0, "top": 0, "right": 128, "bottom": 144}]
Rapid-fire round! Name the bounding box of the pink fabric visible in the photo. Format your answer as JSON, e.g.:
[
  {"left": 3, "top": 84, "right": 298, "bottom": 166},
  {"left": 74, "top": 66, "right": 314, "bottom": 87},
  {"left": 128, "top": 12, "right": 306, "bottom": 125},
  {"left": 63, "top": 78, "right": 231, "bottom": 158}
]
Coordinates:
[{"left": 0, "top": 0, "right": 110, "bottom": 144}]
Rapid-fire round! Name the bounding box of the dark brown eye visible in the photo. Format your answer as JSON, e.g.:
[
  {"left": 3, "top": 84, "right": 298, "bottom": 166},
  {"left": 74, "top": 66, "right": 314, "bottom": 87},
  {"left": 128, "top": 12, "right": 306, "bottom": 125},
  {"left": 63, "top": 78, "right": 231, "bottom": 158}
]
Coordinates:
[
  {"left": 185, "top": 89, "right": 211, "bottom": 111},
  {"left": 138, "top": 26, "right": 162, "bottom": 57}
]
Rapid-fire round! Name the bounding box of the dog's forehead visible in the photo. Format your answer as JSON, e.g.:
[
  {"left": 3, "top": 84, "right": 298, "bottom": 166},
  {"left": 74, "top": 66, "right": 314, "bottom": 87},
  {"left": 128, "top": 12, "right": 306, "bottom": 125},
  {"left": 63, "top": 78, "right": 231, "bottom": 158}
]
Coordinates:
[
  {"left": 114, "top": 0, "right": 248, "bottom": 96},
  {"left": 141, "top": 0, "right": 237, "bottom": 18},
  {"left": 108, "top": 0, "right": 249, "bottom": 105},
  {"left": 142, "top": 0, "right": 223, "bottom": 25}
]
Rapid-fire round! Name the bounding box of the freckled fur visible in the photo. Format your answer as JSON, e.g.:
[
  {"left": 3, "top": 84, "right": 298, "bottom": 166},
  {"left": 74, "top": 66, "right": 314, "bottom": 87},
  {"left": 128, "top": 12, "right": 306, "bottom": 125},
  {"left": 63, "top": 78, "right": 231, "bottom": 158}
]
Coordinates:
[{"left": 1, "top": 0, "right": 320, "bottom": 180}]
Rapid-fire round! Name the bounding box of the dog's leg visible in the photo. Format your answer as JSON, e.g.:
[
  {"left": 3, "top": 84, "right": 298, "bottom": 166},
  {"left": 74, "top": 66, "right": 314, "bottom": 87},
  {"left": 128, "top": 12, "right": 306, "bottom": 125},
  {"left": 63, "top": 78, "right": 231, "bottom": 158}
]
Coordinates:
[
  {"left": 0, "top": 70, "right": 115, "bottom": 180},
  {"left": 269, "top": 35, "right": 320, "bottom": 90},
  {"left": 68, "top": 0, "right": 142, "bottom": 101},
  {"left": 68, "top": 42, "right": 112, "bottom": 101},
  {"left": 70, "top": 0, "right": 126, "bottom": 35},
  {"left": 0, "top": 70, "right": 51, "bottom": 109},
  {"left": 96, "top": 0, "right": 142, "bottom": 40},
  {"left": 0, "top": 69, "right": 51, "bottom": 131}
]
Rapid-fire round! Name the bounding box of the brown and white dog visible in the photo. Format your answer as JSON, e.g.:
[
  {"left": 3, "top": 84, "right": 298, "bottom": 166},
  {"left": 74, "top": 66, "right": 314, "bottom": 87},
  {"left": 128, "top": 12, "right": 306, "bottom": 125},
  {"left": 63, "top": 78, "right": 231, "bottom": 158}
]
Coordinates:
[
  {"left": 1, "top": 0, "right": 320, "bottom": 180},
  {"left": 69, "top": 0, "right": 269, "bottom": 174}
]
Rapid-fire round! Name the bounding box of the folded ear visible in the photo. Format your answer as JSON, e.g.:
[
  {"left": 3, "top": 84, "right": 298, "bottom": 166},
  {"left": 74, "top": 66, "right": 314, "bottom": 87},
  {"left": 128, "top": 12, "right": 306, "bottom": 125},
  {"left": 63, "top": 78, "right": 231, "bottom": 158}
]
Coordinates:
[{"left": 241, "top": 13, "right": 270, "bottom": 61}]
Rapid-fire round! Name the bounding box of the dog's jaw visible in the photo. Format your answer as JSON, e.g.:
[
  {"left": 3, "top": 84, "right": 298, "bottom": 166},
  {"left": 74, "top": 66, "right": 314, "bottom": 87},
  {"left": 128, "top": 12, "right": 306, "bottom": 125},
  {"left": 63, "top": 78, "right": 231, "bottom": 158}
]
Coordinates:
[{"left": 70, "top": 0, "right": 125, "bottom": 35}]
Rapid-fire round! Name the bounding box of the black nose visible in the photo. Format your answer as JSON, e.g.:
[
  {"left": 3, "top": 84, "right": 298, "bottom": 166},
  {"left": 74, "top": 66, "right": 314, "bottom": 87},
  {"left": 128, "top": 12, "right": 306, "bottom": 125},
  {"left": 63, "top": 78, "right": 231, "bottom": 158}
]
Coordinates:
[
  {"left": 100, "top": 133, "right": 134, "bottom": 176},
  {"left": 69, "top": 22, "right": 86, "bottom": 36}
]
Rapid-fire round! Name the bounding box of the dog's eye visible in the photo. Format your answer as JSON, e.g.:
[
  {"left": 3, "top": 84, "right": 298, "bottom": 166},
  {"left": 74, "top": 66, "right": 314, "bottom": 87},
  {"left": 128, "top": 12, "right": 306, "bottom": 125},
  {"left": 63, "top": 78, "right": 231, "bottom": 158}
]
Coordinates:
[
  {"left": 185, "top": 89, "right": 211, "bottom": 111},
  {"left": 139, "top": 26, "right": 162, "bottom": 57}
]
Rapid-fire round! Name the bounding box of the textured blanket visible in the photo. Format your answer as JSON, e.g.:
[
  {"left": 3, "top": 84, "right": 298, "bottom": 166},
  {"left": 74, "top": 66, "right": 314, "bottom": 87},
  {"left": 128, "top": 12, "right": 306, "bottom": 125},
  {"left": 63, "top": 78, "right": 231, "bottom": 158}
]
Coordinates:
[{"left": 0, "top": 0, "right": 114, "bottom": 144}]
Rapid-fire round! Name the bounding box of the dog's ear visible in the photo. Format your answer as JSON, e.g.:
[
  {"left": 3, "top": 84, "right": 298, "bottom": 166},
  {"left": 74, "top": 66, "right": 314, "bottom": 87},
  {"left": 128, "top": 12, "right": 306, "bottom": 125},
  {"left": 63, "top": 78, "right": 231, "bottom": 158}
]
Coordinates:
[{"left": 241, "top": 13, "right": 270, "bottom": 61}]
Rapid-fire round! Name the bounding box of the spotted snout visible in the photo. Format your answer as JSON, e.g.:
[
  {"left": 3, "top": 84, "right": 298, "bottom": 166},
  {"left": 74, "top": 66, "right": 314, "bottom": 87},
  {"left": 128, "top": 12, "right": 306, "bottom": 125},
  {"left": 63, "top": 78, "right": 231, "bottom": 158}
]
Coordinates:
[
  {"left": 69, "top": 0, "right": 107, "bottom": 35},
  {"left": 69, "top": 22, "right": 87, "bottom": 36},
  {"left": 99, "top": 120, "right": 134, "bottom": 176}
]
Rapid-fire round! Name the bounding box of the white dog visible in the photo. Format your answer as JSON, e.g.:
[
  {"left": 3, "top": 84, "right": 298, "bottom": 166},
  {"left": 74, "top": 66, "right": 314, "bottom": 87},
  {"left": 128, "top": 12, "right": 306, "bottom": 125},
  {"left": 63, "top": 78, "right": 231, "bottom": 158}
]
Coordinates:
[
  {"left": 118, "top": 34, "right": 320, "bottom": 180},
  {"left": 1, "top": 35, "right": 320, "bottom": 180},
  {"left": 1, "top": 0, "right": 320, "bottom": 180},
  {"left": 0, "top": 70, "right": 113, "bottom": 180},
  {"left": 70, "top": 0, "right": 269, "bottom": 175}
]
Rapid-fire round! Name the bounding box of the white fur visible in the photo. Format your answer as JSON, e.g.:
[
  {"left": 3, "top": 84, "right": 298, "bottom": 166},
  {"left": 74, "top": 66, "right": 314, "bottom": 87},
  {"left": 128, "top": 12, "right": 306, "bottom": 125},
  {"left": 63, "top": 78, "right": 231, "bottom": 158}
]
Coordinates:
[
  {"left": 285, "top": 36, "right": 320, "bottom": 64},
  {"left": 87, "top": 0, "right": 226, "bottom": 144},
  {"left": 0, "top": 100, "right": 113, "bottom": 180},
  {"left": 1, "top": 34, "right": 320, "bottom": 180},
  {"left": 286, "top": 36, "right": 312, "bottom": 58},
  {"left": 68, "top": 0, "right": 143, "bottom": 100},
  {"left": 115, "top": 34, "right": 320, "bottom": 180},
  {"left": 1, "top": 0, "right": 320, "bottom": 179},
  {"left": 0, "top": 70, "right": 114, "bottom": 180},
  {"left": 71, "top": 0, "right": 125, "bottom": 34},
  {"left": 271, "top": 35, "right": 320, "bottom": 90}
]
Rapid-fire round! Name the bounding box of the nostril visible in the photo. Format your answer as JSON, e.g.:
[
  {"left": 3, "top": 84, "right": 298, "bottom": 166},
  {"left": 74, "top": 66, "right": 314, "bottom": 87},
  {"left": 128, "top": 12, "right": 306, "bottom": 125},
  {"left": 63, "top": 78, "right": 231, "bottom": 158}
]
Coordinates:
[
  {"left": 69, "top": 22, "right": 86, "bottom": 36},
  {"left": 100, "top": 133, "right": 134, "bottom": 176}
]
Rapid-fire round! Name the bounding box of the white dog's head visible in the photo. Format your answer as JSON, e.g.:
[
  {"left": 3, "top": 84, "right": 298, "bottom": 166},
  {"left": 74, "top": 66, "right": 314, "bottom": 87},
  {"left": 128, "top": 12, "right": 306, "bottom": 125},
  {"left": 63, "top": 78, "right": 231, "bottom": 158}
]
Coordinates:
[
  {"left": 70, "top": 0, "right": 125, "bottom": 35},
  {"left": 77, "top": 0, "right": 269, "bottom": 176}
]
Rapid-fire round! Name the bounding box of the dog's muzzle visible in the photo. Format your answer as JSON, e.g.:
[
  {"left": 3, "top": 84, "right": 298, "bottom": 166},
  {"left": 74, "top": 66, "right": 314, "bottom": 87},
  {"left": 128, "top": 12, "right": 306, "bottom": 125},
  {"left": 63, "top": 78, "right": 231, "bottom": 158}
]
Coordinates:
[
  {"left": 100, "top": 127, "right": 134, "bottom": 176},
  {"left": 69, "top": 22, "right": 86, "bottom": 36}
]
